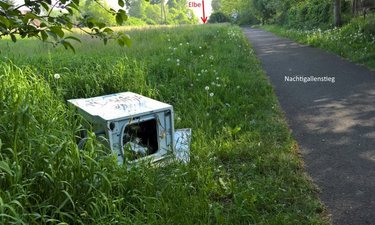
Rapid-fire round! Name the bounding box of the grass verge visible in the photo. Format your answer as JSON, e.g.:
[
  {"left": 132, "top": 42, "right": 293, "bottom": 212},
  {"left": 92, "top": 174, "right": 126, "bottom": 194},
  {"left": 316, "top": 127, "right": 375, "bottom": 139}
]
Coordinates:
[
  {"left": 262, "top": 16, "right": 375, "bottom": 70},
  {"left": 0, "top": 24, "right": 328, "bottom": 224}
]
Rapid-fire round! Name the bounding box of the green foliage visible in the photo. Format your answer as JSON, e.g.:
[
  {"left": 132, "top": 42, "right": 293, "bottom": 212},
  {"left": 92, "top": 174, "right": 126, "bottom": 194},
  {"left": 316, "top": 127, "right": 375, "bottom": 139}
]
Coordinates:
[
  {"left": 0, "top": 24, "right": 327, "bottom": 224},
  {"left": 219, "top": 0, "right": 259, "bottom": 25},
  {"left": 212, "top": 0, "right": 221, "bottom": 12},
  {"left": 124, "top": 17, "right": 147, "bottom": 26},
  {"left": 80, "top": 0, "right": 116, "bottom": 26},
  {"left": 0, "top": 0, "right": 131, "bottom": 50},
  {"left": 252, "top": 0, "right": 277, "bottom": 24},
  {"left": 127, "top": 0, "right": 197, "bottom": 25},
  {"left": 287, "top": 0, "right": 332, "bottom": 29},
  {"left": 208, "top": 12, "right": 230, "bottom": 23},
  {"left": 263, "top": 16, "right": 375, "bottom": 69}
]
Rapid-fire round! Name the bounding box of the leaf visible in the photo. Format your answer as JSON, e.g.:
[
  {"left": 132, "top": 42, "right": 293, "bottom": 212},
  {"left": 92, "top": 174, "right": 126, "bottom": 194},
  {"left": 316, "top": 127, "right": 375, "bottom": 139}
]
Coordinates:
[
  {"left": 115, "top": 13, "right": 123, "bottom": 25},
  {"left": 96, "top": 22, "right": 105, "bottom": 29},
  {"left": 40, "top": 2, "right": 49, "bottom": 11},
  {"left": 103, "top": 27, "right": 113, "bottom": 34},
  {"left": 122, "top": 34, "right": 132, "bottom": 47},
  {"left": 0, "top": 161, "right": 13, "bottom": 176},
  {"left": 22, "top": 13, "right": 38, "bottom": 24},
  {"left": 65, "top": 36, "right": 81, "bottom": 43},
  {"left": 40, "top": 30, "right": 48, "bottom": 41},
  {"left": 118, "top": 0, "right": 124, "bottom": 7},
  {"left": 50, "top": 26, "right": 64, "bottom": 38},
  {"left": 61, "top": 190, "right": 75, "bottom": 209},
  {"left": 0, "top": 15, "right": 10, "bottom": 27},
  {"left": 67, "top": 2, "right": 80, "bottom": 12},
  {"left": 119, "top": 9, "right": 128, "bottom": 21},
  {"left": 10, "top": 34, "right": 16, "bottom": 42},
  {"left": 117, "top": 38, "right": 124, "bottom": 47},
  {"left": 116, "top": 9, "right": 127, "bottom": 25},
  {"left": 47, "top": 31, "right": 58, "bottom": 40},
  {"left": 61, "top": 40, "right": 75, "bottom": 53},
  {"left": 0, "top": 1, "right": 11, "bottom": 10}
]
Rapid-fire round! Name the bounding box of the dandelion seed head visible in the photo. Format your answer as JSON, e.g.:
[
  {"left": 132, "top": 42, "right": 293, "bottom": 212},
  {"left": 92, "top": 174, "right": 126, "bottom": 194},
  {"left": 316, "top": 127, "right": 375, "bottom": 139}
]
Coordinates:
[
  {"left": 209, "top": 92, "right": 214, "bottom": 97},
  {"left": 205, "top": 86, "right": 209, "bottom": 91},
  {"left": 54, "top": 73, "right": 60, "bottom": 79}
]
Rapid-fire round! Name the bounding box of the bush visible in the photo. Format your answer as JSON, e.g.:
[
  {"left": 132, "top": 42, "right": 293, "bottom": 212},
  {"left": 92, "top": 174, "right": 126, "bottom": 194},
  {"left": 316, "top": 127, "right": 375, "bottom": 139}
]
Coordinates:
[
  {"left": 208, "top": 12, "right": 230, "bottom": 23},
  {"left": 236, "top": 12, "right": 260, "bottom": 25},
  {"left": 287, "top": 0, "right": 332, "bottom": 29},
  {"left": 124, "top": 17, "right": 147, "bottom": 26}
]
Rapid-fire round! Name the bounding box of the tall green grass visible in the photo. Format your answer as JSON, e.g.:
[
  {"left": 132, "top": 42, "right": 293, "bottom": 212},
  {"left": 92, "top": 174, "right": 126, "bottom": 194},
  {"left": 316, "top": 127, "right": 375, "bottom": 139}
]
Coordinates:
[{"left": 0, "top": 24, "right": 327, "bottom": 224}]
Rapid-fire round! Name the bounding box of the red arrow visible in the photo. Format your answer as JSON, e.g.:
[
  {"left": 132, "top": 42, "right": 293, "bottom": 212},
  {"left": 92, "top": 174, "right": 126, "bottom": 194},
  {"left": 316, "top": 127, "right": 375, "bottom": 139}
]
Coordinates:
[{"left": 200, "top": 0, "right": 207, "bottom": 23}]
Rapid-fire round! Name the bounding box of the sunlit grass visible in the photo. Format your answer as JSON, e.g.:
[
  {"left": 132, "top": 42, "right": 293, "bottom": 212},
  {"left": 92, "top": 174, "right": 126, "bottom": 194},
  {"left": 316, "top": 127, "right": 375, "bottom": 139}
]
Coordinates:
[{"left": 0, "top": 24, "right": 328, "bottom": 224}]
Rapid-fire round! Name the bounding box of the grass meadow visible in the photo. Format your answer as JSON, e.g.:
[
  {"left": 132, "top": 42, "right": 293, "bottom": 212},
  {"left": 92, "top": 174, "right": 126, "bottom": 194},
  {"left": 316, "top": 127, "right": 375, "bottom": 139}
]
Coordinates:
[{"left": 0, "top": 24, "right": 328, "bottom": 224}]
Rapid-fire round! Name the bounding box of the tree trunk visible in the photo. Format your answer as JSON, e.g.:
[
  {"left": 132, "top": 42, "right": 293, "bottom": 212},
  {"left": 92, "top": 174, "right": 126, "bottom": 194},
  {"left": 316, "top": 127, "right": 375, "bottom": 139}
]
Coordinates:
[
  {"left": 334, "top": 0, "right": 341, "bottom": 27},
  {"left": 352, "top": 0, "right": 357, "bottom": 15}
]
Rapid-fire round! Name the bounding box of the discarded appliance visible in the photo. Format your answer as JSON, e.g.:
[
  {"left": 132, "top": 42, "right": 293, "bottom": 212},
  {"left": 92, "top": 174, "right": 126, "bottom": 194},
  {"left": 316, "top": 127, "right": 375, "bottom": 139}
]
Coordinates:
[{"left": 68, "top": 92, "right": 191, "bottom": 165}]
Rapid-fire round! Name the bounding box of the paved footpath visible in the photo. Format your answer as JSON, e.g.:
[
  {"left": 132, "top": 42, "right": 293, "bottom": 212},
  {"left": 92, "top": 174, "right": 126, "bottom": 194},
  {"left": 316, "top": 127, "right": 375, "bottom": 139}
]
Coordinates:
[{"left": 243, "top": 28, "right": 375, "bottom": 225}]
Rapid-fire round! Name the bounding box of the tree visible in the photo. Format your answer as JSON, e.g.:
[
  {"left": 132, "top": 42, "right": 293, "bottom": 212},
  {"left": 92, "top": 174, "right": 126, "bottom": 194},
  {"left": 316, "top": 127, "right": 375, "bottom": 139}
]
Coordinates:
[
  {"left": 252, "top": 0, "right": 276, "bottom": 25},
  {"left": 334, "top": 0, "right": 341, "bottom": 26},
  {"left": 81, "top": 0, "right": 116, "bottom": 26},
  {"left": 0, "top": 0, "right": 130, "bottom": 52},
  {"left": 128, "top": 0, "right": 144, "bottom": 18},
  {"left": 212, "top": 0, "right": 221, "bottom": 12}
]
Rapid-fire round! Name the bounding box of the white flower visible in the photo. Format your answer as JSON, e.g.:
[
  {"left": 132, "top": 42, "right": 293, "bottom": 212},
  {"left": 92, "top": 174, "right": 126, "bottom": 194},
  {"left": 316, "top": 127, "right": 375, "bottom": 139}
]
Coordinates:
[
  {"left": 186, "top": 42, "right": 190, "bottom": 45},
  {"left": 211, "top": 82, "right": 215, "bottom": 85},
  {"left": 177, "top": 63, "right": 180, "bottom": 66},
  {"left": 205, "top": 86, "right": 209, "bottom": 91},
  {"left": 199, "top": 46, "right": 202, "bottom": 49},
  {"left": 209, "top": 92, "right": 214, "bottom": 97},
  {"left": 54, "top": 73, "right": 60, "bottom": 79},
  {"left": 190, "top": 83, "right": 194, "bottom": 87},
  {"left": 167, "top": 58, "right": 171, "bottom": 61},
  {"left": 179, "top": 43, "right": 183, "bottom": 46},
  {"left": 177, "top": 117, "right": 181, "bottom": 121},
  {"left": 197, "top": 73, "right": 201, "bottom": 76},
  {"left": 168, "top": 38, "right": 171, "bottom": 42},
  {"left": 236, "top": 85, "right": 240, "bottom": 89},
  {"left": 216, "top": 77, "right": 219, "bottom": 80},
  {"left": 176, "top": 59, "right": 180, "bottom": 62}
]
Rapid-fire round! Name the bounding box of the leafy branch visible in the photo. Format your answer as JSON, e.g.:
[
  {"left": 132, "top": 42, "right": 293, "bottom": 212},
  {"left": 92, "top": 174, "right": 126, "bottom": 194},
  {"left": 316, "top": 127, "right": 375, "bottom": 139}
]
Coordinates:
[{"left": 0, "top": 0, "right": 132, "bottom": 52}]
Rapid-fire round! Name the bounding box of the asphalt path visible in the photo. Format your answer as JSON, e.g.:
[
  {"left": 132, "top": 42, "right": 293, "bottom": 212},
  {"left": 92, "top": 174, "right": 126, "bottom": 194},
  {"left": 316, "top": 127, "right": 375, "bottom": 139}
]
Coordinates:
[{"left": 243, "top": 28, "right": 375, "bottom": 225}]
